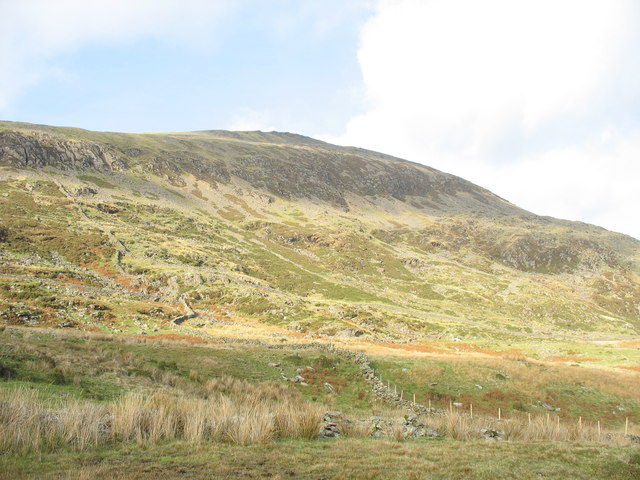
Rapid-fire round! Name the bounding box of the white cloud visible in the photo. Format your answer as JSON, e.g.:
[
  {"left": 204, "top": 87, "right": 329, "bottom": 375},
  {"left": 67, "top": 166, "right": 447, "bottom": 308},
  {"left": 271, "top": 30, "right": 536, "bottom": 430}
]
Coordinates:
[
  {"left": 0, "top": 0, "right": 230, "bottom": 109},
  {"left": 322, "top": 0, "right": 640, "bottom": 239}
]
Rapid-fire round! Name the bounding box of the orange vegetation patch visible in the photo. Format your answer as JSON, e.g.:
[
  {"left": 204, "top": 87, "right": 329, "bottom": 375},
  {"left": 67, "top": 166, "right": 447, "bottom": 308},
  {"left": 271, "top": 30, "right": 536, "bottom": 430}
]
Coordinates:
[
  {"left": 615, "top": 365, "right": 640, "bottom": 373},
  {"left": 545, "top": 355, "right": 599, "bottom": 363},
  {"left": 616, "top": 340, "right": 640, "bottom": 348},
  {"left": 115, "top": 275, "right": 136, "bottom": 290},
  {"left": 53, "top": 275, "right": 87, "bottom": 287},
  {"left": 443, "top": 342, "right": 524, "bottom": 358},
  {"left": 84, "top": 261, "right": 118, "bottom": 279},
  {"left": 364, "top": 341, "right": 449, "bottom": 354},
  {"left": 144, "top": 333, "right": 219, "bottom": 345}
]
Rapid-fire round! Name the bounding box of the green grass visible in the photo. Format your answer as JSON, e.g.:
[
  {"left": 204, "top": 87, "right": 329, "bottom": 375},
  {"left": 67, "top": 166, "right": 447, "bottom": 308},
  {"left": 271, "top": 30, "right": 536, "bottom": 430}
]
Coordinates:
[
  {"left": 77, "top": 174, "right": 116, "bottom": 189},
  {"left": 1, "top": 438, "right": 638, "bottom": 480},
  {"left": 369, "top": 354, "right": 640, "bottom": 427},
  {"left": 0, "top": 329, "right": 373, "bottom": 413}
]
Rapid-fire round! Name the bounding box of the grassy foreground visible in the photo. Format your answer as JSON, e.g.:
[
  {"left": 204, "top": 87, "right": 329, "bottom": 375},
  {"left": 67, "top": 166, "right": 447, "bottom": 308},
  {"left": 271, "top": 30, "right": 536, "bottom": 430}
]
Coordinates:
[
  {"left": 2, "top": 328, "right": 639, "bottom": 479},
  {"left": 2, "top": 438, "right": 639, "bottom": 480}
]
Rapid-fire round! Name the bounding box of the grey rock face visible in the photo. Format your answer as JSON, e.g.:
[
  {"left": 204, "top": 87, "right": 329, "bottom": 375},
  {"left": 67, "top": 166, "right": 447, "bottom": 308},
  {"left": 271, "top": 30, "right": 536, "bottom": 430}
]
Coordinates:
[{"left": 0, "top": 131, "right": 128, "bottom": 171}]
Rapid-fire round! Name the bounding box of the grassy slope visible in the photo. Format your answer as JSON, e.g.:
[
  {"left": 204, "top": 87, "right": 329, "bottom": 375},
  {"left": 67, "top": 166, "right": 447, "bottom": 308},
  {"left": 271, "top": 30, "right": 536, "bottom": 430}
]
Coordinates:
[
  {"left": 0, "top": 170, "right": 638, "bottom": 343},
  {"left": 370, "top": 353, "right": 640, "bottom": 425},
  {"left": 0, "top": 328, "right": 372, "bottom": 414}
]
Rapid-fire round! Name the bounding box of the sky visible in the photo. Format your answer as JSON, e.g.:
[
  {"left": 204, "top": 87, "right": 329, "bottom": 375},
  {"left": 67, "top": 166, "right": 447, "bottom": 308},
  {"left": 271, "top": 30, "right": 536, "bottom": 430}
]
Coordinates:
[{"left": 1, "top": 0, "right": 639, "bottom": 240}]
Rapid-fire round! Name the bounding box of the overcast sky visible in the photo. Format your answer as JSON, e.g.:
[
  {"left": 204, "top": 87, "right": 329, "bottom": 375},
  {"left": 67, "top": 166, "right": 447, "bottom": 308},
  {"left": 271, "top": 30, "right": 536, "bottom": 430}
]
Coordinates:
[{"left": 1, "top": 0, "right": 639, "bottom": 240}]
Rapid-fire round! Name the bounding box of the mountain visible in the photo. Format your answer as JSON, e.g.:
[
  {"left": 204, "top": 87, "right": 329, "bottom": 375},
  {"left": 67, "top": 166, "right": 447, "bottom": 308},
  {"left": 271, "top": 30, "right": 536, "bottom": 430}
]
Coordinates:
[{"left": 0, "top": 120, "right": 638, "bottom": 342}]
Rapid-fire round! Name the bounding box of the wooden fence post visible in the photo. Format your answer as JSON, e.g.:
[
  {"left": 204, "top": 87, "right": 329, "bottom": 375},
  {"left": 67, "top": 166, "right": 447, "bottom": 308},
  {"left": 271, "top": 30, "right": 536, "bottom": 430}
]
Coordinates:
[
  {"left": 470, "top": 403, "right": 473, "bottom": 419},
  {"left": 498, "top": 408, "right": 501, "bottom": 420}
]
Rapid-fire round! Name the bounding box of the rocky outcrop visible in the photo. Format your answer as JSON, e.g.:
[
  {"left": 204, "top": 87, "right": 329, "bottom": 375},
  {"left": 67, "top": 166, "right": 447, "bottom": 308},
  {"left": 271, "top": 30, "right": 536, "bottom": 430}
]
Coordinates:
[
  {"left": 171, "top": 296, "right": 197, "bottom": 326},
  {"left": 0, "top": 131, "right": 127, "bottom": 171},
  {"left": 73, "top": 186, "right": 98, "bottom": 196},
  {"left": 228, "top": 150, "right": 513, "bottom": 211},
  {"left": 318, "top": 411, "right": 442, "bottom": 439}
]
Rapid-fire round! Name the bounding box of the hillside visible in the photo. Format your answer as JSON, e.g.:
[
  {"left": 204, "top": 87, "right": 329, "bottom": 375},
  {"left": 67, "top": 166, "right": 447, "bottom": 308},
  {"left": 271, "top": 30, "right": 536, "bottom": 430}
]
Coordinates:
[{"left": 0, "top": 120, "right": 639, "bottom": 345}]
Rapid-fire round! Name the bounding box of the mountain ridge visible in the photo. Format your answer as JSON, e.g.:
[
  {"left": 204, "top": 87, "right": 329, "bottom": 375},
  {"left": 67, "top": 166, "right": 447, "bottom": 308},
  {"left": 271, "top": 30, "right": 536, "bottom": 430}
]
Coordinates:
[{"left": 0, "top": 120, "right": 525, "bottom": 215}]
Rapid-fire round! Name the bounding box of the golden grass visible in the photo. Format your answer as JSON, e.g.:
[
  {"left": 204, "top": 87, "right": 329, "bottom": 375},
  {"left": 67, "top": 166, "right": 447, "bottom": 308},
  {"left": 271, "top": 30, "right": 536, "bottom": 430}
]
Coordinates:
[
  {"left": 425, "top": 410, "right": 636, "bottom": 444},
  {"left": 0, "top": 377, "right": 324, "bottom": 453}
]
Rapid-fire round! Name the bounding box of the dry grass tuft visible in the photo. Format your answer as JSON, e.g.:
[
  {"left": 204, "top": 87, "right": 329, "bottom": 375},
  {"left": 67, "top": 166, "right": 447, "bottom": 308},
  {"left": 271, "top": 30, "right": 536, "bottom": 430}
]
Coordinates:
[{"left": 0, "top": 377, "right": 323, "bottom": 453}]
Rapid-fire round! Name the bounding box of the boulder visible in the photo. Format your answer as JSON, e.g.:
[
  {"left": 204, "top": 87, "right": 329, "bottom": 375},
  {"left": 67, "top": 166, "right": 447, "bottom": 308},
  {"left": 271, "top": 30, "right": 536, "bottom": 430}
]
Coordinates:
[
  {"left": 480, "top": 427, "right": 504, "bottom": 440},
  {"left": 538, "top": 401, "right": 560, "bottom": 412}
]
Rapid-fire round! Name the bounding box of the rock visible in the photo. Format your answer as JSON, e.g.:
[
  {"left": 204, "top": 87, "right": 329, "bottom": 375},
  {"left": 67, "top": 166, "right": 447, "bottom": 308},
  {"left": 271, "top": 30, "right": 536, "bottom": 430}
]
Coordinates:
[
  {"left": 404, "top": 258, "right": 420, "bottom": 267},
  {"left": 290, "top": 375, "right": 305, "bottom": 383},
  {"left": 476, "top": 384, "right": 483, "bottom": 390},
  {"left": 324, "top": 382, "right": 335, "bottom": 392},
  {"left": 426, "top": 427, "right": 442, "bottom": 438},
  {"left": 96, "top": 203, "right": 120, "bottom": 214},
  {"left": 624, "top": 434, "right": 640, "bottom": 444},
  {"left": 495, "top": 371, "right": 510, "bottom": 380},
  {"left": 97, "top": 414, "right": 113, "bottom": 435},
  {"left": 124, "top": 148, "right": 143, "bottom": 157},
  {"left": 452, "top": 402, "right": 463, "bottom": 407},
  {"left": 319, "top": 411, "right": 343, "bottom": 438},
  {"left": 268, "top": 362, "right": 281, "bottom": 368},
  {"left": 335, "top": 328, "right": 365, "bottom": 338},
  {"left": 287, "top": 321, "right": 303, "bottom": 332},
  {"left": 480, "top": 427, "right": 503, "bottom": 440},
  {"left": 538, "top": 401, "right": 560, "bottom": 412},
  {"left": 74, "top": 186, "right": 98, "bottom": 196}
]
